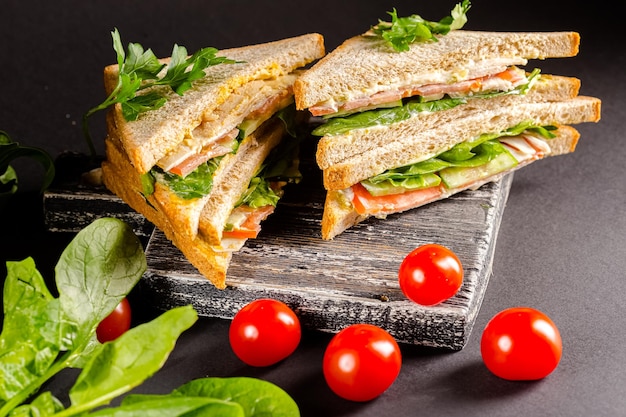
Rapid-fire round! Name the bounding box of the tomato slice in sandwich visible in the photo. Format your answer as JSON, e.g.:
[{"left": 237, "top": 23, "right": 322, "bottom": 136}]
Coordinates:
[
  {"left": 351, "top": 182, "right": 443, "bottom": 216},
  {"left": 222, "top": 205, "right": 276, "bottom": 239}
]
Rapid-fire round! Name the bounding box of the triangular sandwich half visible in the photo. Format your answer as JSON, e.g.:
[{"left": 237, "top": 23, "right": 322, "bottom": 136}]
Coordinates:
[{"left": 102, "top": 33, "right": 325, "bottom": 287}]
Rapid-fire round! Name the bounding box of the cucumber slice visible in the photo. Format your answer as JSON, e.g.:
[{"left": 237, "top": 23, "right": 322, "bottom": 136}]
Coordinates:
[
  {"left": 361, "top": 173, "right": 441, "bottom": 196},
  {"left": 439, "top": 151, "right": 518, "bottom": 189},
  {"left": 238, "top": 118, "right": 264, "bottom": 139}
]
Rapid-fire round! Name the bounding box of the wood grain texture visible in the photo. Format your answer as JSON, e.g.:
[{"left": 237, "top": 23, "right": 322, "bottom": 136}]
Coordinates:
[
  {"left": 43, "top": 186, "right": 154, "bottom": 238},
  {"left": 141, "top": 168, "right": 513, "bottom": 350},
  {"left": 42, "top": 150, "right": 513, "bottom": 350}
]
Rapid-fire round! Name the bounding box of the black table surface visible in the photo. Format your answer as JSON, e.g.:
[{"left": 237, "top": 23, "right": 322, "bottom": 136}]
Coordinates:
[{"left": 1, "top": 1, "right": 625, "bottom": 416}]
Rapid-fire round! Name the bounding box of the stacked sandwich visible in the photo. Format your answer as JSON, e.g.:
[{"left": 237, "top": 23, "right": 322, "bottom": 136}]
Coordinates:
[
  {"left": 102, "top": 34, "right": 325, "bottom": 288},
  {"left": 294, "top": 11, "right": 601, "bottom": 239}
]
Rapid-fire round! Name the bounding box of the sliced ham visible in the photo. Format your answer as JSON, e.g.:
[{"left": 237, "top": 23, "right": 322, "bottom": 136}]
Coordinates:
[
  {"left": 168, "top": 129, "right": 239, "bottom": 177},
  {"left": 309, "top": 68, "right": 527, "bottom": 117}
]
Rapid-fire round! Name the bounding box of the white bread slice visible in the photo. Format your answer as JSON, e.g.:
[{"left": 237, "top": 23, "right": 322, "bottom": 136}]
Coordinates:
[
  {"left": 103, "top": 111, "right": 275, "bottom": 243},
  {"left": 316, "top": 74, "right": 582, "bottom": 169},
  {"left": 322, "top": 96, "right": 601, "bottom": 191},
  {"left": 105, "top": 33, "right": 324, "bottom": 174},
  {"left": 156, "top": 73, "right": 296, "bottom": 172},
  {"left": 197, "top": 118, "right": 286, "bottom": 243},
  {"left": 321, "top": 125, "right": 582, "bottom": 240},
  {"left": 102, "top": 134, "right": 232, "bottom": 289},
  {"left": 104, "top": 112, "right": 287, "bottom": 241},
  {"left": 294, "top": 30, "right": 579, "bottom": 111}
]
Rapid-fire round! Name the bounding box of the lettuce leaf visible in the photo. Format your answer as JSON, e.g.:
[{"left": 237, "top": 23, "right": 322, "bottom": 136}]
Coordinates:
[
  {"left": 151, "top": 157, "right": 222, "bottom": 200},
  {"left": 313, "top": 97, "right": 465, "bottom": 136},
  {"left": 235, "top": 111, "right": 303, "bottom": 209},
  {"left": 312, "top": 69, "right": 541, "bottom": 137},
  {"left": 362, "top": 122, "right": 555, "bottom": 195},
  {"left": 371, "top": 1, "right": 471, "bottom": 52}
]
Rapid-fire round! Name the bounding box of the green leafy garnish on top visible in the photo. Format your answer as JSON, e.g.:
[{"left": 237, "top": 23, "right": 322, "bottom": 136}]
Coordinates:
[
  {"left": 371, "top": 0, "right": 471, "bottom": 52},
  {"left": 82, "top": 28, "right": 236, "bottom": 157}
]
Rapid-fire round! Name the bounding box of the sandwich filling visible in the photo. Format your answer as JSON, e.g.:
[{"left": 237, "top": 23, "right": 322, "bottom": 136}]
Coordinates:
[
  {"left": 213, "top": 133, "right": 302, "bottom": 252},
  {"left": 338, "top": 121, "right": 556, "bottom": 217},
  {"left": 156, "top": 73, "right": 299, "bottom": 177},
  {"left": 312, "top": 68, "right": 540, "bottom": 137},
  {"left": 142, "top": 81, "right": 298, "bottom": 201},
  {"left": 310, "top": 66, "right": 532, "bottom": 118}
]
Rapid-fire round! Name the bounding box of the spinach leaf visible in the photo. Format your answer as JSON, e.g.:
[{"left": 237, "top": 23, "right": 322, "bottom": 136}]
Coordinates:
[
  {"left": 93, "top": 396, "right": 243, "bottom": 417},
  {"left": 55, "top": 218, "right": 147, "bottom": 356},
  {"left": 1, "top": 217, "right": 298, "bottom": 416},
  {"left": 122, "top": 377, "right": 300, "bottom": 417},
  {"left": 67, "top": 305, "right": 197, "bottom": 414},
  {"left": 7, "top": 391, "right": 64, "bottom": 417},
  {"left": 172, "top": 377, "right": 300, "bottom": 417},
  {"left": 0, "top": 258, "right": 62, "bottom": 402},
  {"left": 0, "top": 218, "right": 148, "bottom": 417}
]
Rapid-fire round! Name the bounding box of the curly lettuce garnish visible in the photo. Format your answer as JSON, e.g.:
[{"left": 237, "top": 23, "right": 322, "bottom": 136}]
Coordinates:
[
  {"left": 83, "top": 29, "right": 236, "bottom": 158},
  {"left": 371, "top": 0, "right": 471, "bottom": 52}
]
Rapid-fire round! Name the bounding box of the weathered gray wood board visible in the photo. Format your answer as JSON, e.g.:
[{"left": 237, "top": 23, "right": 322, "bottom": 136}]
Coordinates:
[
  {"left": 43, "top": 156, "right": 512, "bottom": 350},
  {"left": 44, "top": 186, "right": 154, "bottom": 238},
  {"left": 140, "top": 173, "right": 513, "bottom": 350}
]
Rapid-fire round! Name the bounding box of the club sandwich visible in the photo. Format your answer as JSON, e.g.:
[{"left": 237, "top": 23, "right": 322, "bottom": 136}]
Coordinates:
[
  {"left": 102, "top": 33, "right": 325, "bottom": 288},
  {"left": 294, "top": 18, "right": 601, "bottom": 239}
]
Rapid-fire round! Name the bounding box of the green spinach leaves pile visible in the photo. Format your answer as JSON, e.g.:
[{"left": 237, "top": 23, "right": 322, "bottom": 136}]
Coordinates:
[{"left": 0, "top": 218, "right": 299, "bottom": 417}]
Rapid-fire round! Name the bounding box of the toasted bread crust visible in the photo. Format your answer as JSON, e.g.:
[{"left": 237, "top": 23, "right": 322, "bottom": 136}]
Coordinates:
[
  {"left": 102, "top": 138, "right": 232, "bottom": 289},
  {"left": 321, "top": 96, "right": 601, "bottom": 191},
  {"left": 295, "top": 30, "right": 579, "bottom": 110},
  {"left": 197, "top": 119, "right": 286, "bottom": 243},
  {"left": 320, "top": 126, "right": 582, "bottom": 240},
  {"left": 315, "top": 74, "right": 582, "bottom": 169},
  {"left": 105, "top": 33, "right": 324, "bottom": 174},
  {"left": 102, "top": 118, "right": 290, "bottom": 288}
]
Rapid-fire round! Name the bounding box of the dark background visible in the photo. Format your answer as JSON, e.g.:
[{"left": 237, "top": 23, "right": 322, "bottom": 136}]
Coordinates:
[{"left": 1, "top": 1, "right": 625, "bottom": 416}]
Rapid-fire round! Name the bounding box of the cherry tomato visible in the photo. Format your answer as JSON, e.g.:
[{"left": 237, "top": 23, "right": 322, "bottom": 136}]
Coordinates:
[
  {"left": 398, "top": 243, "right": 464, "bottom": 306},
  {"left": 481, "top": 307, "right": 562, "bottom": 380},
  {"left": 229, "top": 298, "right": 301, "bottom": 367},
  {"left": 323, "top": 324, "right": 402, "bottom": 402},
  {"left": 96, "top": 298, "right": 132, "bottom": 343}
]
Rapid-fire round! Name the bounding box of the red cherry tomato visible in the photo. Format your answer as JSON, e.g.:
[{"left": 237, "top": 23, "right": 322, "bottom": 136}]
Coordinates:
[
  {"left": 481, "top": 307, "right": 562, "bottom": 380},
  {"left": 96, "top": 298, "right": 132, "bottom": 343},
  {"left": 323, "top": 324, "right": 402, "bottom": 402},
  {"left": 229, "top": 298, "right": 301, "bottom": 367},
  {"left": 398, "top": 243, "right": 464, "bottom": 306}
]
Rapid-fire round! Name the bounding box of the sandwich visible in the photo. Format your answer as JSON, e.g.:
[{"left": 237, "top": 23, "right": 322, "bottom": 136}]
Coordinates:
[
  {"left": 101, "top": 33, "right": 325, "bottom": 288},
  {"left": 293, "top": 3, "right": 601, "bottom": 239}
]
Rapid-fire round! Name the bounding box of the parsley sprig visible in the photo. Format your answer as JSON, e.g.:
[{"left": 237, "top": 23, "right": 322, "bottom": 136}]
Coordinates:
[
  {"left": 371, "top": 0, "right": 471, "bottom": 52},
  {"left": 82, "top": 28, "right": 235, "bottom": 157}
]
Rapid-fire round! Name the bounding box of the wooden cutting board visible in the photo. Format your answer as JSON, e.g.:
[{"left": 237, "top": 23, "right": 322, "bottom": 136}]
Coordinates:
[{"left": 44, "top": 152, "right": 512, "bottom": 350}]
